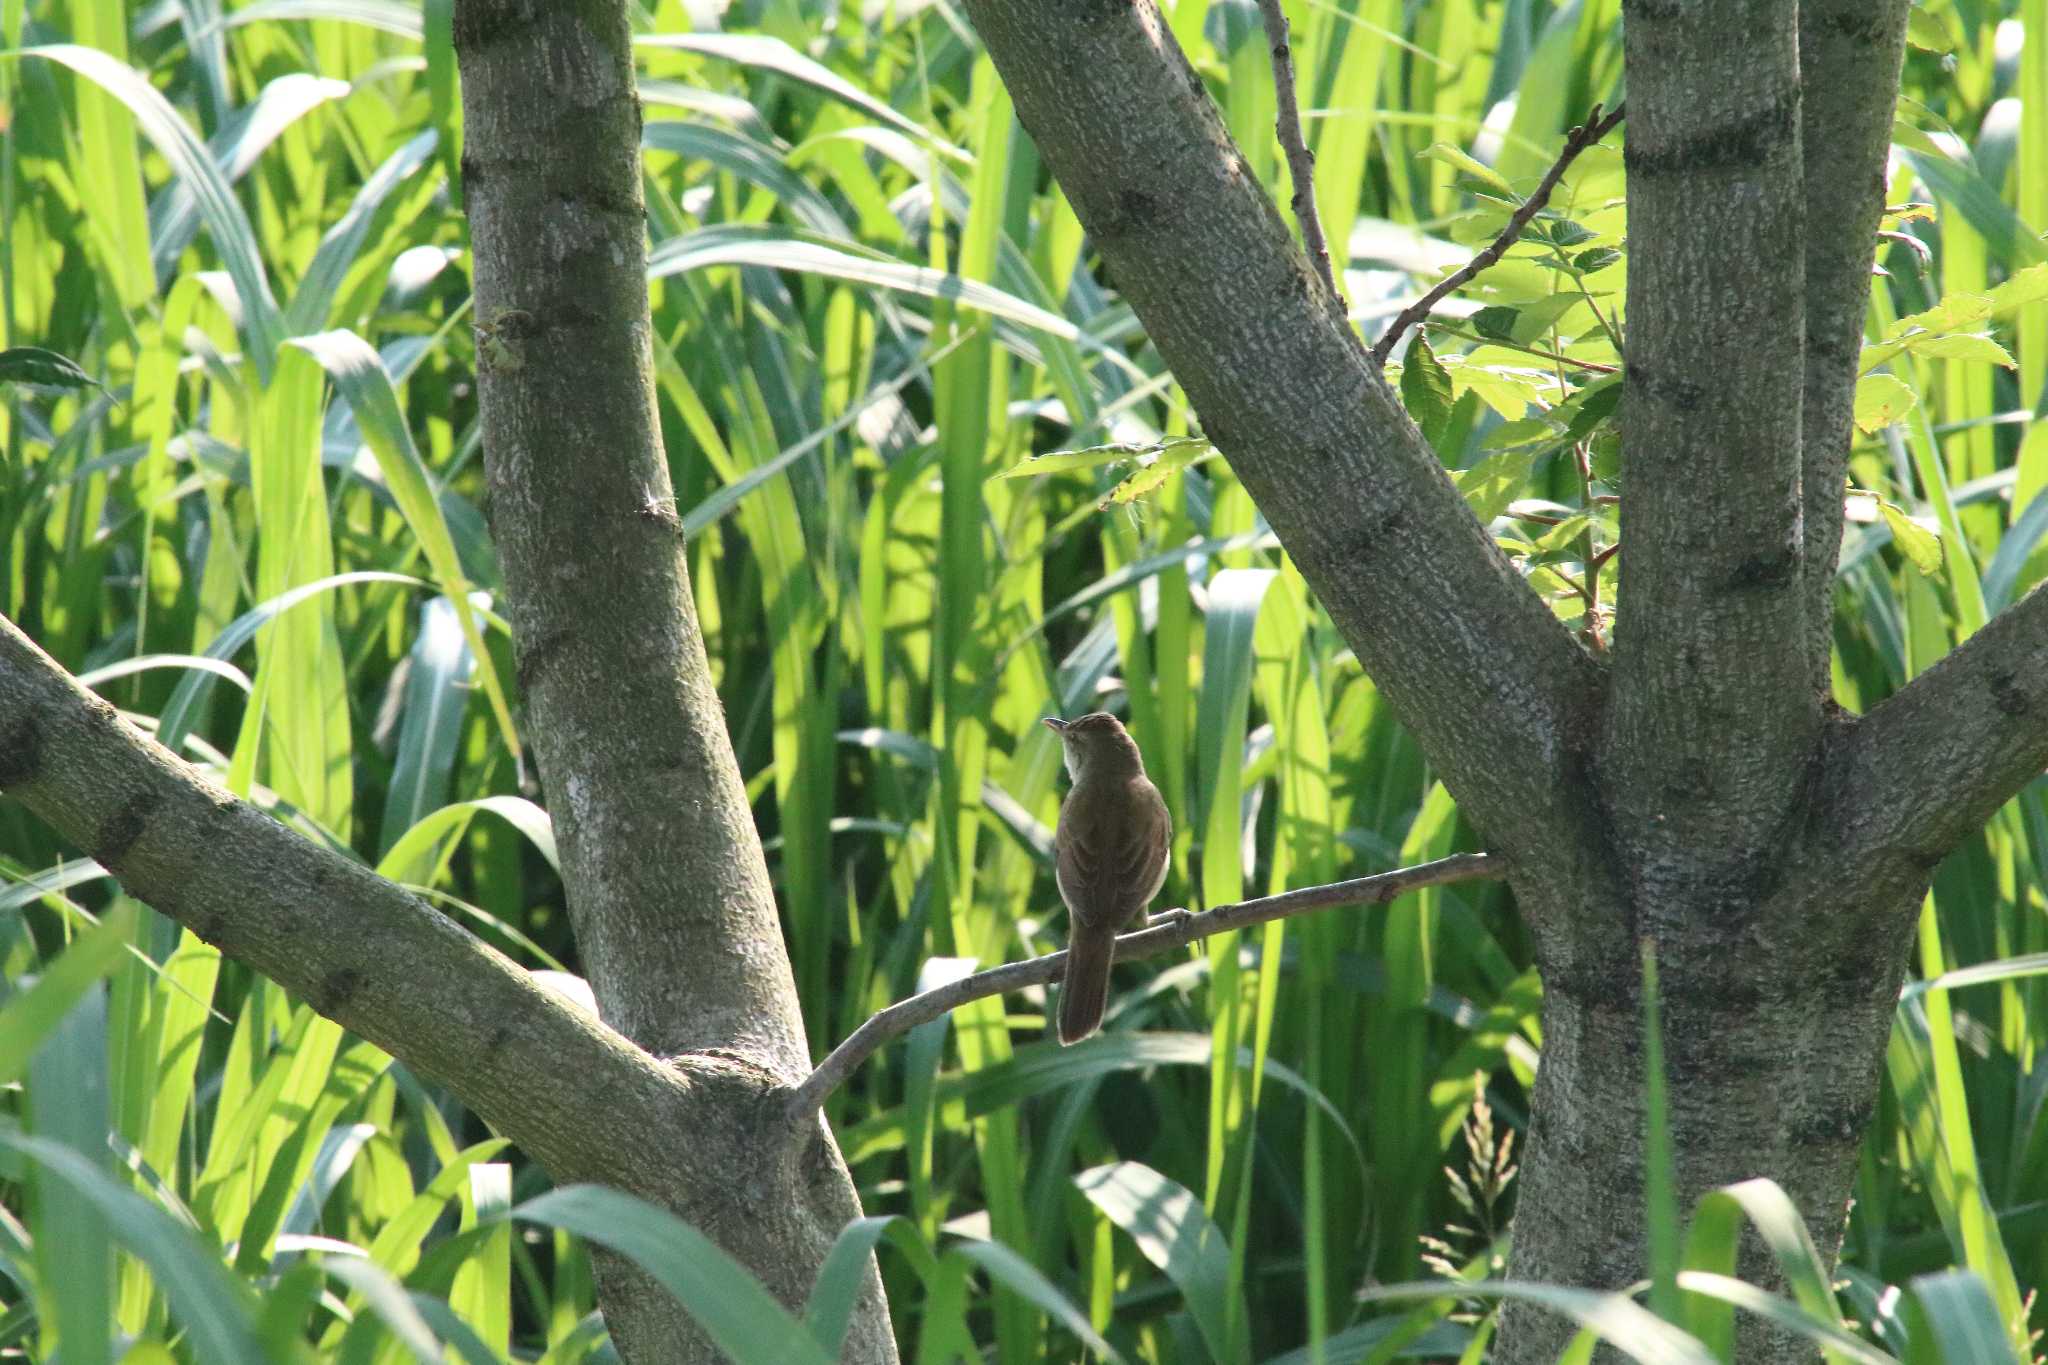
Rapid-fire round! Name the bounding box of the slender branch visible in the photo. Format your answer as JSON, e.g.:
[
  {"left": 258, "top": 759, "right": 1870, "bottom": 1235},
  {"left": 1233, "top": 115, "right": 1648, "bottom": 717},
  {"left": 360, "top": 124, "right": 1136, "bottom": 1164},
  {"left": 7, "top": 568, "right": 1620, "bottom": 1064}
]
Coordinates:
[
  {"left": 1256, "top": 0, "right": 1339, "bottom": 301},
  {"left": 785, "top": 852, "right": 1504, "bottom": 1121},
  {"left": 1371, "top": 103, "right": 1625, "bottom": 366},
  {"left": 0, "top": 612, "right": 686, "bottom": 1187}
]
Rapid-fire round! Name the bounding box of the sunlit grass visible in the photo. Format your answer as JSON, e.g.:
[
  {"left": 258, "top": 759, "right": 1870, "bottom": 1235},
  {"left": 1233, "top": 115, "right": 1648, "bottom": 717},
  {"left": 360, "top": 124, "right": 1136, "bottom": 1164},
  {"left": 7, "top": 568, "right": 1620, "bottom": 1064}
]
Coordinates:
[{"left": 0, "top": 0, "right": 2043, "bottom": 1360}]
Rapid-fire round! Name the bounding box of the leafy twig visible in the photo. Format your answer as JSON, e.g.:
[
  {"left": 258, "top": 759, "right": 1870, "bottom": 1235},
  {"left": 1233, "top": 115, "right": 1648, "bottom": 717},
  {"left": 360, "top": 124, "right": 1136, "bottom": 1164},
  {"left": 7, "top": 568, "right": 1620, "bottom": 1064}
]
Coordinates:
[
  {"left": 1257, "top": 0, "right": 1340, "bottom": 302},
  {"left": 1371, "top": 102, "right": 1626, "bottom": 366}
]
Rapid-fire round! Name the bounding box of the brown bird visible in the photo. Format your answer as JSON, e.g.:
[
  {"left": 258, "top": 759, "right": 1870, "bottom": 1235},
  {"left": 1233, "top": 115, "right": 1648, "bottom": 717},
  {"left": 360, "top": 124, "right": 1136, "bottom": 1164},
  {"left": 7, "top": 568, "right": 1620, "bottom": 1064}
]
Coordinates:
[{"left": 1043, "top": 713, "right": 1172, "bottom": 1045}]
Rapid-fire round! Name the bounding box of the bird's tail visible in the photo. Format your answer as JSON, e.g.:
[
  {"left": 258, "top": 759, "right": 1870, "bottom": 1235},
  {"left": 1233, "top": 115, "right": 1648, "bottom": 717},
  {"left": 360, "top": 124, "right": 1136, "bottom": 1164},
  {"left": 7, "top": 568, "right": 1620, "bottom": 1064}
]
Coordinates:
[{"left": 1059, "top": 921, "right": 1119, "bottom": 1045}]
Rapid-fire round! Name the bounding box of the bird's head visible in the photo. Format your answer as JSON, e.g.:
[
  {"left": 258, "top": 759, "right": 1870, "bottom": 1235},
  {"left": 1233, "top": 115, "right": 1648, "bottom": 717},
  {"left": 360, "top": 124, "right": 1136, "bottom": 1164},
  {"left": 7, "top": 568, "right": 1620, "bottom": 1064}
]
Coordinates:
[{"left": 1042, "top": 712, "right": 1145, "bottom": 782}]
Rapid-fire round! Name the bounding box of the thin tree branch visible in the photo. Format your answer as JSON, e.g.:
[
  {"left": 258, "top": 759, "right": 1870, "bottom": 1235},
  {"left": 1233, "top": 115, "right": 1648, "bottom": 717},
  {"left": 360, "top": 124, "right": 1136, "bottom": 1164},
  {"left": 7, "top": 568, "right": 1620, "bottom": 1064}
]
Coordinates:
[
  {"left": 0, "top": 613, "right": 685, "bottom": 1188},
  {"left": 1370, "top": 103, "right": 1625, "bottom": 367},
  {"left": 1817, "top": 583, "right": 2048, "bottom": 879},
  {"left": 785, "top": 852, "right": 1504, "bottom": 1121},
  {"left": 1256, "top": 0, "right": 1338, "bottom": 301}
]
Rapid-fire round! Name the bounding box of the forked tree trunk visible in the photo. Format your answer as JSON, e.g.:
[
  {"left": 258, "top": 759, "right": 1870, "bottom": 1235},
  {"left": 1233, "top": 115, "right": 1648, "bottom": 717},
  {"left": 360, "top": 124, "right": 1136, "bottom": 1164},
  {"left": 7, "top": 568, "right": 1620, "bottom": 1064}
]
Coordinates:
[
  {"left": 956, "top": 2, "right": 2048, "bottom": 1362},
  {"left": 11, "top": 3, "right": 2042, "bottom": 1363}
]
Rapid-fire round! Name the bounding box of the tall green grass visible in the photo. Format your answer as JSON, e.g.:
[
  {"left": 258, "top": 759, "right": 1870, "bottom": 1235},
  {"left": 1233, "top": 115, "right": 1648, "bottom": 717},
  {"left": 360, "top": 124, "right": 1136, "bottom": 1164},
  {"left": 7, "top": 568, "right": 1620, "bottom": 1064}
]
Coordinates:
[{"left": 0, "top": 0, "right": 2044, "bottom": 1359}]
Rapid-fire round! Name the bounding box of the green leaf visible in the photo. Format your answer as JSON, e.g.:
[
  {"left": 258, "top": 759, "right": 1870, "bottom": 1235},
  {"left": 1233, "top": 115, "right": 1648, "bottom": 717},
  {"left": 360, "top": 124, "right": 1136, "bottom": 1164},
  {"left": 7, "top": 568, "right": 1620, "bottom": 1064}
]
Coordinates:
[
  {"left": 24, "top": 45, "right": 284, "bottom": 376},
  {"left": 1358, "top": 1281, "right": 1715, "bottom": 1363},
  {"left": 1903, "top": 1270, "right": 2020, "bottom": 1365},
  {"left": 0, "top": 1134, "right": 270, "bottom": 1363},
  {"left": 1591, "top": 430, "right": 1623, "bottom": 486},
  {"left": 0, "top": 905, "right": 137, "bottom": 1089},
  {"left": 1101, "top": 439, "right": 1216, "bottom": 507},
  {"left": 1906, "top": 9, "right": 1953, "bottom": 52},
  {"left": 1853, "top": 375, "right": 1919, "bottom": 434},
  {"left": 1906, "top": 333, "right": 2017, "bottom": 368},
  {"left": 1101, "top": 459, "right": 1179, "bottom": 508},
  {"left": 804, "top": 1216, "right": 921, "bottom": 1357},
  {"left": 1561, "top": 375, "right": 1624, "bottom": 445},
  {"left": 514, "top": 1185, "right": 833, "bottom": 1365},
  {"left": 378, "top": 796, "right": 559, "bottom": 882},
  {"left": 285, "top": 331, "right": 521, "bottom": 768},
  {"left": 1879, "top": 502, "right": 1945, "bottom": 575},
  {"left": 948, "top": 1238, "right": 1123, "bottom": 1362},
  {"left": 0, "top": 345, "right": 108, "bottom": 395},
  {"left": 1455, "top": 451, "right": 1529, "bottom": 524},
  {"left": 636, "top": 33, "right": 964, "bottom": 162},
  {"left": 1572, "top": 246, "right": 1623, "bottom": 274},
  {"left": 1478, "top": 416, "right": 1556, "bottom": 450},
  {"left": 994, "top": 436, "right": 1210, "bottom": 482},
  {"left": 1077, "top": 1162, "right": 1241, "bottom": 1364},
  {"left": 838, "top": 1033, "right": 1363, "bottom": 1177},
  {"left": 1546, "top": 219, "right": 1597, "bottom": 247},
  {"left": 1673, "top": 1272, "right": 1895, "bottom": 1365},
  {"left": 1399, "top": 333, "right": 1455, "bottom": 448},
  {"left": 1421, "top": 142, "right": 1515, "bottom": 198},
  {"left": 648, "top": 224, "right": 1081, "bottom": 342},
  {"left": 1884, "top": 292, "right": 1994, "bottom": 340},
  {"left": 1679, "top": 1180, "right": 1871, "bottom": 1365},
  {"left": 1470, "top": 305, "right": 1520, "bottom": 340}
]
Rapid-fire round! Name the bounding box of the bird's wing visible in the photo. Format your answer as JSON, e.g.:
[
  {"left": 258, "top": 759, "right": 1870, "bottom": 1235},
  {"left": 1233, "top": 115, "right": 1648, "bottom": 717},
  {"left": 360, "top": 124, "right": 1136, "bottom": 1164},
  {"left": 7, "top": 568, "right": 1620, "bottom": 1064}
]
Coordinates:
[{"left": 1056, "top": 781, "right": 1171, "bottom": 929}]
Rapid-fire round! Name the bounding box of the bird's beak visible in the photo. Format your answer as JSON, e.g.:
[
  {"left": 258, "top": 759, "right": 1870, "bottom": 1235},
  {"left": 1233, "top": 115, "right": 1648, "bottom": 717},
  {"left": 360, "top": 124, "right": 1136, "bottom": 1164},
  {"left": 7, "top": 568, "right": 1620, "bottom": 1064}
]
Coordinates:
[{"left": 1042, "top": 716, "right": 1068, "bottom": 733}]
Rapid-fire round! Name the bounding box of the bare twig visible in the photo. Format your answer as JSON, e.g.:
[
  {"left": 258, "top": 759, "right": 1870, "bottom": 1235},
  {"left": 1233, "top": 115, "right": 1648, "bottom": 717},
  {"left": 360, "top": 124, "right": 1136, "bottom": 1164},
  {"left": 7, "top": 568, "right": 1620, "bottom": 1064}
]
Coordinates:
[
  {"left": 1371, "top": 102, "right": 1626, "bottom": 367},
  {"left": 784, "top": 852, "right": 1504, "bottom": 1121},
  {"left": 1257, "top": 0, "right": 1339, "bottom": 302}
]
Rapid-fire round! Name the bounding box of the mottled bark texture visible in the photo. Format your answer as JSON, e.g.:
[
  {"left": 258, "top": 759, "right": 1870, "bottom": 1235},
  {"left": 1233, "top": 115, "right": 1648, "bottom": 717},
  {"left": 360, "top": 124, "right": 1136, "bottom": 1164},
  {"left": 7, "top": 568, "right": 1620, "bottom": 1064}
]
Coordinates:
[
  {"left": 1801, "top": 1, "right": 1914, "bottom": 687},
  {"left": 0, "top": 620, "right": 894, "bottom": 1362},
  {"left": 0, "top": 619, "right": 682, "bottom": 1191},
  {"left": 956, "top": 0, "right": 2046, "bottom": 1362},
  {"left": 452, "top": 0, "right": 893, "bottom": 1359}
]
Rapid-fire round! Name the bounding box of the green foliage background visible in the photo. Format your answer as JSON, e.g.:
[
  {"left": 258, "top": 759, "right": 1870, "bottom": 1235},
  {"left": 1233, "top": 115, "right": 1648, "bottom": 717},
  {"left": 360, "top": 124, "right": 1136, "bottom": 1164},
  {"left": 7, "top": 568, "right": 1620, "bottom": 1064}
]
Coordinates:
[{"left": 2, "top": 0, "right": 2046, "bottom": 1360}]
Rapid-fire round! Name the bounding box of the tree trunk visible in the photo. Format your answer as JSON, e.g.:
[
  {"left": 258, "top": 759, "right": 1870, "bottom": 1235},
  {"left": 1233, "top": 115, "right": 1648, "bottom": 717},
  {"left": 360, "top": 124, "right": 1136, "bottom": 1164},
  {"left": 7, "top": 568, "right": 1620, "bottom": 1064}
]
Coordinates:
[
  {"left": 10, "top": 2, "right": 2042, "bottom": 1362},
  {"left": 1500, "top": 864, "right": 1923, "bottom": 1361},
  {"left": 957, "top": 2, "right": 2048, "bottom": 1361},
  {"left": 452, "top": 0, "right": 894, "bottom": 1357}
]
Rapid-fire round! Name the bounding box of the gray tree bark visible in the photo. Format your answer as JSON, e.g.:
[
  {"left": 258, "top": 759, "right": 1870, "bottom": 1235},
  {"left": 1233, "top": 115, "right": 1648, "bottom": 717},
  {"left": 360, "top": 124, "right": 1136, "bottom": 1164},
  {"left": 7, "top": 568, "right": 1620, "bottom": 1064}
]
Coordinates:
[
  {"left": 1, "top": 0, "right": 897, "bottom": 1360},
  {"left": 957, "top": 0, "right": 2048, "bottom": 1361},
  {"left": 450, "top": 0, "right": 893, "bottom": 1357},
  {"left": 4, "top": 1, "right": 2039, "bottom": 1362}
]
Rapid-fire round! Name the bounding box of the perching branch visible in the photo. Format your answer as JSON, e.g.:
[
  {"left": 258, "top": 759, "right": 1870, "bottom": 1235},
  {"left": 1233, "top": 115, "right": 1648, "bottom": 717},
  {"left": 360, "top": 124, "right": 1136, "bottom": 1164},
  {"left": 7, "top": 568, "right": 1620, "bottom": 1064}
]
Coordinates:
[
  {"left": 785, "top": 852, "right": 1504, "bottom": 1121},
  {"left": 1256, "top": 0, "right": 1338, "bottom": 302},
  {"left": 1370, "top": 103, "right": 1625, "bottom": 367}
]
